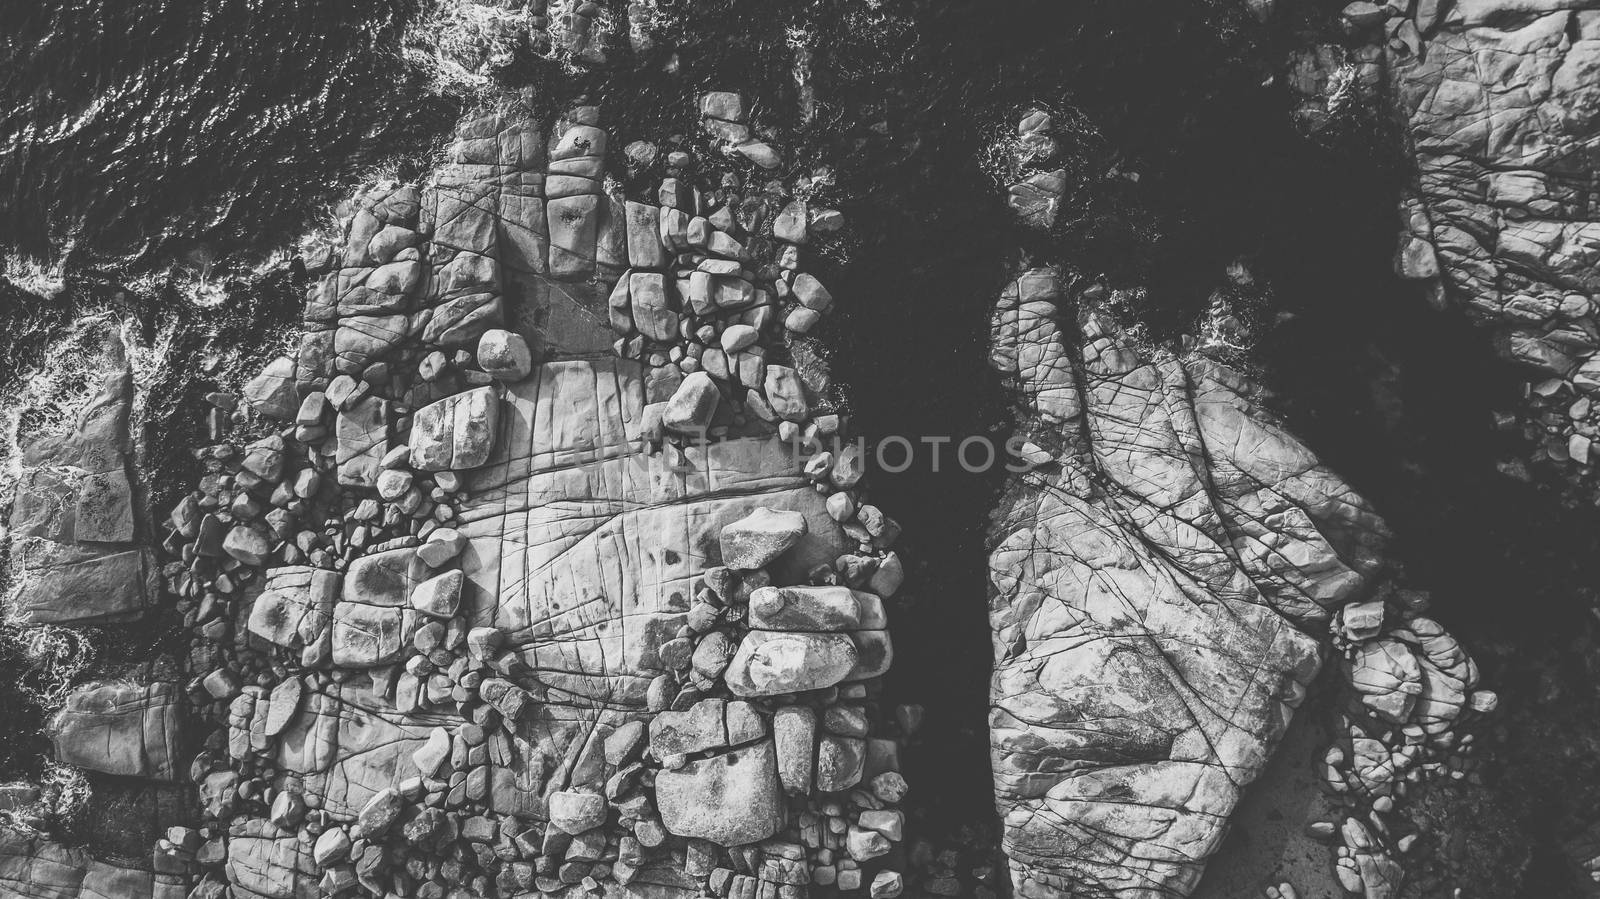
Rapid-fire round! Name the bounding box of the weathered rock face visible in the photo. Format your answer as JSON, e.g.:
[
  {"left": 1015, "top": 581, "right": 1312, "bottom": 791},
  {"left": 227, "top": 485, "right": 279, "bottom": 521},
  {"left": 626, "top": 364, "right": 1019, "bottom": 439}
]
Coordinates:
[
  {"left": 987, "top": 266, "right": 1392, "bottom": 897},
  {"left": 6, "top": 320, "right": 157, "bottom": 626},
  {"left": 1346, "top": 0, "right": 1600, "bottom": 472}
]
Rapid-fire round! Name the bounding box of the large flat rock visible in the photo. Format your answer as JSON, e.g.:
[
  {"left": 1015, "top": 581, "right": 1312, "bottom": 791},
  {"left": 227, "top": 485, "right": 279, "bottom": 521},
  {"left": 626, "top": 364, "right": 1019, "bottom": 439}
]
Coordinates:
[{"left": 988, "top": 269, "right": 1388, "bottom": 898}]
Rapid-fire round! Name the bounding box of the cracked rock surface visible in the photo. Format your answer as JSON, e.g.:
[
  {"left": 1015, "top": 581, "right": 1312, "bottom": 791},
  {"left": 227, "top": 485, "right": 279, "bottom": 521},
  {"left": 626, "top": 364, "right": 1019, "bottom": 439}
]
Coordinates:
[
  {"left": 0, "top": 3, "right": 1549, "bottom": 897},
  {"left": 987, "top": 266, "right": 1392, "bottom": 898}
]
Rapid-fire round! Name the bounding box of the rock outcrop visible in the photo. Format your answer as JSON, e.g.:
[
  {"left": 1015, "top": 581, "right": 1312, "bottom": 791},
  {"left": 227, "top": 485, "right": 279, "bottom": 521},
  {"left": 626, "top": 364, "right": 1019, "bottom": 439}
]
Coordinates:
[
  {"left": 983, "top": 106, "right": 1498, "bottom": 899},
  {"left": 5, "top": 319, "right": 157, "bottom": 626},
  {"left": 151, "top": 97, "right": 909, "bottom": 899}
]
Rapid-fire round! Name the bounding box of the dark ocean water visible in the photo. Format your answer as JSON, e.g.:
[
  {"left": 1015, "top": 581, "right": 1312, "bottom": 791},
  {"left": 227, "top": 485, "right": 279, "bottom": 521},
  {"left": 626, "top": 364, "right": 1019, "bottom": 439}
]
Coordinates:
[{"left": 0, "top": 0, "right": 458, "bottom": 271}]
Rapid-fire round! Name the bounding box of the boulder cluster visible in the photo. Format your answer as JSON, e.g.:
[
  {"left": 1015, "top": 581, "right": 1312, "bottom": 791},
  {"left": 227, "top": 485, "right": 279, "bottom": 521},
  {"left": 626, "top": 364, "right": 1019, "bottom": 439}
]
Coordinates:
[{"left": 0, "top": 95, "right": 913, "bottom": 899}]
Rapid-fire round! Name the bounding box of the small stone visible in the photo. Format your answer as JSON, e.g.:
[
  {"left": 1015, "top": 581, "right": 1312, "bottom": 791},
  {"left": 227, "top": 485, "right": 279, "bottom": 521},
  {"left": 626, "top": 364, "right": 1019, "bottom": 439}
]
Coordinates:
[
  {"left": 295, "top": 392, "right": 327, "bottom": 426},
  {"left": 354, "top": 788, "right": 404, "bottom": 838},
  {"left": 418, "top": 351, "right": 447, "bottom": 382},
  {"left": 691, "top": 631, "right": 737, "bottom": 680},
  {"left": 414, "top": 728, "right": 451, "bottom": 777},
  {"left": 701, "top": 91, "right": 746, "bottom": 122},
  {"left": 377, "top": 469, "right": 414, "bottom": 501},
  {"left": 241, "top": 435, "right": 286, "bottom": 479},
  {"left": 786, "top": 307, "right": 822, "bottom": 333},
  {"left": 1341, "top": 0, "right": 1390, "bottom": 28},
  {"left": 647, "top": 674, "right": 674, "bottom": 712},
  {"left": 847, "top": 825, "right": 890, "bottom": 861},
  {"left": 223, "top": 526, "right": 273, "bottom": 566},
  {"left": 313, "top": 826, "right": 352, "bottom": 866},
  {"left": 774, "top": 201, "right": 808, "bottom": 244},
  {"left": 764, "top": 365, "right": 809, "bottom": 422},
  {"left": 466, "top": 626, "right": 504, "bottom": 661},
  {"left": 737, "top": 141, "right": 781, "bottom": 169},
  {"left": 858, "top": 809, "right": 903, "bottom": 841},
  {"left": 826, "top": 492, "right": 855, "bottom": 522},
  {"left": 318, "top": 867, "right": 356, "bottom": 894},
  {"left": 1307, "top": 821, "right": 1337, "bottom": 841},
  {"left": 1338, "top": 599, "right": 1384, "bottom": 643},
  {"left": 625, "top": 141, "right": 658, "bottom": 168},
  {"left": 869, "top": 772, "right": 908, "bottom": 803},
  {"left": 411, "top": 570, "right": 463, "bottom": 618},
  {"left": 605, "top": 720, "right": 648, "bottom": 766},
  {"left": 686, "top": 602, "right": 721, "bottom": 632},
  {"left": 269, "top": 790, "right": 305, "bottom": 828},
  {"left": 662, "top": 370, "right": 721, "bottom": 434},
  {"left": 1013, "top": 441, "right": 1053, "bottom": 469},
  {"left": 810, "top": 208, "right": 845, "bottom": 233},
  {"left": 720, "top": 507, "right": 807, "bottom": 569},
  {"left": 792, "top": 273, "right": 832, "bottom": 312},
  {"left": 725, "top": 631, "right": 858, "bottom": 697},
  {"left": 831, "top": 444, "right": 865, "bottom": 488},
  {"left": 774, "top": 706, "right": 816, "bottom": 795},
  {"left": 242, "top": 357, "right": 299, "bottom": 420},
  {"left": 201, "top": 669, "right": 240, "bottom": 700},
  {"left": 870, "top": 870, "right": 904, "bottom": 899},
  {"left": 380, "top": 444, "right": 411, "bottom": 470},
  {"left": 866, "top": 552, "right": 903, "bottom": 597},
  {"left": 659, "top": 636, "right": 694, "bottom": 669},
  {"left": 635, "top": 818, "right": 668, "bottom": 847}
]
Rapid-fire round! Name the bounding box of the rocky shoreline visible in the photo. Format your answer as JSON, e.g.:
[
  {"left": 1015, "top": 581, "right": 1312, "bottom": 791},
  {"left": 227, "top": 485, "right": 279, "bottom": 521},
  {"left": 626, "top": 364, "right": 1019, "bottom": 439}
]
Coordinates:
[{"left": 8, "top": 1, "right": 1600, "bottom": 898}]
